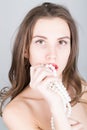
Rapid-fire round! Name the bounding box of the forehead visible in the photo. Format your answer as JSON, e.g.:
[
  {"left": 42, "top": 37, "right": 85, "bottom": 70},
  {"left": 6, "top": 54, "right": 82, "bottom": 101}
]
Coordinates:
[{"left": 33, "top": 17, "right": 70, "bottom": 37}]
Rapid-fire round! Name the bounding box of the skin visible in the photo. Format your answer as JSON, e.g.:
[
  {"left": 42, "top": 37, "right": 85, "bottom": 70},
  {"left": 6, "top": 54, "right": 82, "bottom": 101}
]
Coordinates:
[
  {"left": 2, "top": 18, "right": 87, "bottom": 130},
  {"left": 29, "top": 18, "right": 71, "bottom": 79}
]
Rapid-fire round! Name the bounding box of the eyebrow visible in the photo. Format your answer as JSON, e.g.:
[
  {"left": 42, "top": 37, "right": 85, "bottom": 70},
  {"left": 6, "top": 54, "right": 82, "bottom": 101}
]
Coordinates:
[
  {"left": 33, "top": 35, "right": 47, "bottom": 39},
  {"left": 33, "top": 35, "right": 70, "bottom": 40}
]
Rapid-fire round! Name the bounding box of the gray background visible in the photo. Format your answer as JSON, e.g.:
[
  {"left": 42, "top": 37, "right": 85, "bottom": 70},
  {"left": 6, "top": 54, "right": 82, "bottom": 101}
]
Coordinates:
[{"left": 0, "top": 0, "right": 87, "bottom": 129}]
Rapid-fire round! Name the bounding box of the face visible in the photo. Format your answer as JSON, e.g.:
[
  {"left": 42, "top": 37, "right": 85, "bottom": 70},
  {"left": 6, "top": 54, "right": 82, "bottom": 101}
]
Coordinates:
[{"left": 29, "top": 18, "right": 71, "bottom": 78}]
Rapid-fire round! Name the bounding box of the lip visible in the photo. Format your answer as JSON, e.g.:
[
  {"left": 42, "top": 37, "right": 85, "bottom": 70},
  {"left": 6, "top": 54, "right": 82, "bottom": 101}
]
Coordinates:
[{"left": 48, "top": 63, "right": 58, "bottom": 70}]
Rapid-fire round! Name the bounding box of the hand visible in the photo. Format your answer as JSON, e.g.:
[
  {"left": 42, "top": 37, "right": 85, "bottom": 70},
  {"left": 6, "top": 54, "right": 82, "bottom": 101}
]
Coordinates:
[
  {"left": 29, "top": 64, "right": 64, "bottom": 110},
  {"left": 30, "top": 65, "right": 84, "bottom": 130}
]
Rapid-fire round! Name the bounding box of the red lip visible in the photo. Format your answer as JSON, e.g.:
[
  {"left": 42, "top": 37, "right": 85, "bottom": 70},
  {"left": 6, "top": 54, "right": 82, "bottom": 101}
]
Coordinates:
[{"left": 49, "top": 63, "right": 58, "bottom": 70}]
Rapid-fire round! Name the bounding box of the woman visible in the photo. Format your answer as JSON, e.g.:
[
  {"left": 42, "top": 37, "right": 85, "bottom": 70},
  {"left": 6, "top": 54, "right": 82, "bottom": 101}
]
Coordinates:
[{"left": 0, "top": 2, "right": 87, "bottom": 130}]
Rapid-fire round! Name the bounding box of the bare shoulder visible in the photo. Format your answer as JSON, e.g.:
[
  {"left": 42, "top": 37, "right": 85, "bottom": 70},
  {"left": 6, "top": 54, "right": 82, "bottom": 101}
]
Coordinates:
[{"left": 2, "top": 97, "right": 38, "bottom": 130}]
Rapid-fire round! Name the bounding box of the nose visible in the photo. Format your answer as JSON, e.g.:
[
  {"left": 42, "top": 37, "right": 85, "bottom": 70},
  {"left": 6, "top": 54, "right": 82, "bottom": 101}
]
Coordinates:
[{"left": 46, "top": 47, "right": 56, "bottom": 61}]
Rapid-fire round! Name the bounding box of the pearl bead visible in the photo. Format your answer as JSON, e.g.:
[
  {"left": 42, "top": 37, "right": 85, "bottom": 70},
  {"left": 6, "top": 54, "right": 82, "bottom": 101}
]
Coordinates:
[{"left": 47, "top": 80, "right": 71, "bottom": 117}]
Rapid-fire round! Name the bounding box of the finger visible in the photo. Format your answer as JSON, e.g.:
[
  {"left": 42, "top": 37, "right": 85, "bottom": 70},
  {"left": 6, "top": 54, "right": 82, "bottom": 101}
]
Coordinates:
[
  {"left": 30, "top": 65, "right": 41, "bottom": 88},
  {"left": 30, "top": 65, "right": 55, "bottom": 86},
  {"left": 30, "top": 64, "right": 43, "bottom": 79},
  {"left": 30, "top": 66, "right": 41, "bottom": 81},
  {"left": 35, "top": 67, "right": 55, "bottom": 82}
]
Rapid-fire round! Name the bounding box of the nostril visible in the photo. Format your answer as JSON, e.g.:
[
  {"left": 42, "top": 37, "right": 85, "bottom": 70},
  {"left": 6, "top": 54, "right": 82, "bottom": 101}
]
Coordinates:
[{"left": 46, "top": 55, "right": 56, "bottom": 60}]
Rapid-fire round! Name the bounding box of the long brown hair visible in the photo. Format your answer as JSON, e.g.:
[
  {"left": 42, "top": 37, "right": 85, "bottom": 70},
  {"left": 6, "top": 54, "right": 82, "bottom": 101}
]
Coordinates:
[{"left": 0, "top": 2, "right": 86, "bottom": 116}]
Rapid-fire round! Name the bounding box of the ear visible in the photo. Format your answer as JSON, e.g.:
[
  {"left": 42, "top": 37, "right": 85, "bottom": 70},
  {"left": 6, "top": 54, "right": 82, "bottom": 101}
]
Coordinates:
[{"left": 24, "top": 49, "right": 29, "bottom": 58}]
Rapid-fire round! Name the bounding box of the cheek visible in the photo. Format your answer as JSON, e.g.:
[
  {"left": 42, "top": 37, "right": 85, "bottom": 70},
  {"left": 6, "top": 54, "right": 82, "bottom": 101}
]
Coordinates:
[
  {"left": 58, "top": 49, "right": 70, "bottom": 72},
  {"left": 29, "top": 47, "right": 44, "bottom": 65}
]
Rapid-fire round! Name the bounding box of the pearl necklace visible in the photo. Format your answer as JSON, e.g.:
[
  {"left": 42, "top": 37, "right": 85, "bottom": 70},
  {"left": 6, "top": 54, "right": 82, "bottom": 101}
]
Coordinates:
[
  {"left": 45, "top": 64, "right": 71, "bottom": 130},
  {"left": 48, "top": 81, "right": 71, "bottom": 117},
  {"left": 48, "top": 81, "right": 71, "bottom": 130},
  {"left": 46, "top": 64, "right": 71, "bottom": 117}
]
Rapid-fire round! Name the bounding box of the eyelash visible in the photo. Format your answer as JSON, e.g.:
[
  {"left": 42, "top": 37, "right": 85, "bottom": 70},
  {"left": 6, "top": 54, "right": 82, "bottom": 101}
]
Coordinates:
[
  {"left": 58, "top": 40, "right": 68, "bottom": 46},
  {"left": 35, "top": 39, "right": 45, "bottom": 45},
  {"left": 34, "top": 39, "right": 69, "bottom": 47}
]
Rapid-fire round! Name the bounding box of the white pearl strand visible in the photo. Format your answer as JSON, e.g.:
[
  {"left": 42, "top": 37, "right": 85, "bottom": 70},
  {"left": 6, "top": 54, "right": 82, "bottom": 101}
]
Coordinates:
[
  {"left": 48, "top": 81, "right": 71, "bottom": 117},
  {"left": 49, "top": 81, "right": 71, "bottom": 130},
  {"left": 45, "top": 64, "right": 72, "bottom": 130}
]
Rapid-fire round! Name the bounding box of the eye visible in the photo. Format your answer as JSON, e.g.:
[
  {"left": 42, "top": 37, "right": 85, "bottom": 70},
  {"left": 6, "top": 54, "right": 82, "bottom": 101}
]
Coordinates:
[
  {"left": 35, "top": 39, "right": 45, "bottom": 45},
  {"left": 58, "top": 40, "right": 68, "bottom": 46}
]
